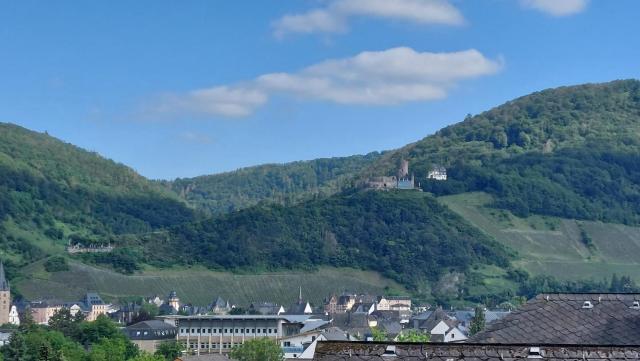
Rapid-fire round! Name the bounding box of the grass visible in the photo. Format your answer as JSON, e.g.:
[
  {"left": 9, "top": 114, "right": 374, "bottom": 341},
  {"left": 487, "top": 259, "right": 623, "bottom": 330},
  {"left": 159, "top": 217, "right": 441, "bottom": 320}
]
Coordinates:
[
  {"left": 15, "top": 261, "right": 407, "bottom": 306},
  {"left": 439, "top": 192, "right": 640, "bottom": 281}
]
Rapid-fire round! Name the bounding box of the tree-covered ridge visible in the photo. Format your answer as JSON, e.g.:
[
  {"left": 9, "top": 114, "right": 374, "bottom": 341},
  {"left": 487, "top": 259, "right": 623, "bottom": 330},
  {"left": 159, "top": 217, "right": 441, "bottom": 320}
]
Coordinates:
[
  {"left": 139, "top": 191, "right": 510, "bottom": 291},
  {"left": 365, "top": 80, "right": 640, "bottom": 224},
  {"left": 168, "top": 152, "right": 382, "bottom": 214},
  {"left": 0, "top": 123, "right": 195, "bottom": 265}
]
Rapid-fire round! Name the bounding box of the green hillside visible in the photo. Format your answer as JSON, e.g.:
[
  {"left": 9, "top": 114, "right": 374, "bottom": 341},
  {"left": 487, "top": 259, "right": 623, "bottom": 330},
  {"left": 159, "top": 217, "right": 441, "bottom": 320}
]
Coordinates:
[
  {"left": 0, "top": 123, "right": 195, "bottom": 267},
  {"left": 167, "top": 152, "right": 382, "bottom": 215},
  {"left": 16, "top": 261, "right": 406, "bottom": 306},
  {"left": 136, "top": 190, "right": 510, "bottom": 294},
  {"left": 365, "top": 80, "right": 640, "bottom": 225},
  {"left": 440, "top": 192, "right": 640, "bottom": 282}
]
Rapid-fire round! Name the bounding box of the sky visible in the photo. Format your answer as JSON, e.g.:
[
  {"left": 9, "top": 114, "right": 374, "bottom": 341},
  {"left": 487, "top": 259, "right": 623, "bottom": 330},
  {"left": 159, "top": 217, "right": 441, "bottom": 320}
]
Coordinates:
[{"left": 1, "top": 0, "right": 639, "bottom": 180}]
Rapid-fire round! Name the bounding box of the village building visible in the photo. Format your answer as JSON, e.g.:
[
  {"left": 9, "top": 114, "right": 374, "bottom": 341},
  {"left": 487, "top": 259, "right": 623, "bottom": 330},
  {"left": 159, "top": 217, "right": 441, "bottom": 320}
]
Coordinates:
[
  {"left": 209, "top": 296, "right": 232, "bottom": 315},
  {"left": 470, "top": 293, "right": 640, "bottom": 344},
  {"left": 427, "top": 165, "right": 447, "bottom": 180},
  {"left": 375, "top": 296, "right": 411, "bottom": 312},
  {"left": 411, "top": 307, "right": 466, "bottom": 343},
  {"left": 123, "top": 319, "right": 178, "bottom": 353},
  {"left": 30, "top": 292, "right": 109, "bottom": 325},
  {"left": 161, "top": 313, "right": 327, "bottom": 356},
  {"left": 248, "top": 302, "right": 285, "bottom": 315}
]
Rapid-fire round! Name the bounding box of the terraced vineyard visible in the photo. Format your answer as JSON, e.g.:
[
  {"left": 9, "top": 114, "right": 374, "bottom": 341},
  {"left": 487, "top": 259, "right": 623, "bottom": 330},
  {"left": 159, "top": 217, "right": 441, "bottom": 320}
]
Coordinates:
[
  {"left": 439, "top": 192, "right": 640, "bottom": 281},
  {"left": 15, "top": 261, "right": 406, "bottom": 306}
]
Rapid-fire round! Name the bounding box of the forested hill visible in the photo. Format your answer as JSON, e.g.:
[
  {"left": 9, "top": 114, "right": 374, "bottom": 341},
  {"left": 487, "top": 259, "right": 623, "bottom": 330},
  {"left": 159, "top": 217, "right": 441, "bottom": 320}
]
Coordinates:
[
  {"left": 364, "top": 80, "right": 640, "bottom": 224},
  {"left": 0, "top": 123, "right": 194, "bottom": 266},
  {"left": 138, "top": 190, "right": 510, "bottom": 292},
  {"left": 167, "top": 152, "right": 382, "bottom": 215}
]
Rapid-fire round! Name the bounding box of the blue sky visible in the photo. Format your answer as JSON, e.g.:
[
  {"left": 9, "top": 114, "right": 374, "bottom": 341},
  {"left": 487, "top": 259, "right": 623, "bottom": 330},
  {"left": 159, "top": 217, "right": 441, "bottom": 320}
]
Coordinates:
[{"left": 1, "top": 0, "right": 639, "bottom": 179}]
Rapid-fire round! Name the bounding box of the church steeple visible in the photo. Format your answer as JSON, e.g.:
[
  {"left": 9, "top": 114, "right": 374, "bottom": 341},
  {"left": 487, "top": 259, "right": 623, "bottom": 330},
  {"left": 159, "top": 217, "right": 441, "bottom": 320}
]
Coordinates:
[{"left": 0, "top": 261, "right": 9, "bottom": 292}]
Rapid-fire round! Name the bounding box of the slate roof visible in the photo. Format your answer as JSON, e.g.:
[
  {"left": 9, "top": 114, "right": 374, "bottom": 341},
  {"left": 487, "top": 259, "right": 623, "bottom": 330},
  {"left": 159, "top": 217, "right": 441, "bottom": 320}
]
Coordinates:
[
  {"left": 470, "top": 293, "right": 640, "bottom": 345},
  {"left": 312, "top": 341, "right": 640, "bottom": 360}
]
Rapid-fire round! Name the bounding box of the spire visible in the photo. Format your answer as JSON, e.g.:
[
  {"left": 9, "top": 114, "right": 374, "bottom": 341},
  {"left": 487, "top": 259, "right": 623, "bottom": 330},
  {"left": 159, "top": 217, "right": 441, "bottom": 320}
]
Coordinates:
[{"left": 0, "top": 261, "right": 9, "bottom": 291}]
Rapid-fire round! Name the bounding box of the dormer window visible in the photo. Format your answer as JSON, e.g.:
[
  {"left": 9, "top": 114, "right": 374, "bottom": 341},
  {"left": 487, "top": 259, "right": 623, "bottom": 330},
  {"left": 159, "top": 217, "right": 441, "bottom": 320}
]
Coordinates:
[
  {"left": 382, "top": 345, "right": 396, "bottom": 357},
  {"left": 631, "top": 301, "right": 640, "bottom": 310},
  {"left": 528, "top": 347, "right": 543, "bottom": 358},
  {"left": 582, "top": 301, "right": 593, "bottom": 309}
]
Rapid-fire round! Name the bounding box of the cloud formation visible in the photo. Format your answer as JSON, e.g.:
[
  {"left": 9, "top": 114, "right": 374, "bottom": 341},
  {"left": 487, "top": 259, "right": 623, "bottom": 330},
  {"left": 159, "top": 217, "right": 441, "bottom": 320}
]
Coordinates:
[
  {"left": 273, "top": 0, "right": 464, "bottom": 37},
  {"left": 151, "top": 47, "right": 502, "bottom": 118},
  {"left": 521, "top": 0, "right": 588, "bottom": 16}
]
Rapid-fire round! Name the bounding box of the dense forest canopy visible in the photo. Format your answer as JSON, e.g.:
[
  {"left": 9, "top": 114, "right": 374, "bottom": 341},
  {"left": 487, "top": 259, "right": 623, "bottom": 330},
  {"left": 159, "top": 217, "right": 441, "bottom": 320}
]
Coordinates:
[
  {"left": 138, "top": 190, "right": 510, "bottom": 291},
  {"left": 366, "top": 80, "right": 640, "bottom": 224},
  {"left": 167, "top": 152, "right": 382, "bottom": 215}
]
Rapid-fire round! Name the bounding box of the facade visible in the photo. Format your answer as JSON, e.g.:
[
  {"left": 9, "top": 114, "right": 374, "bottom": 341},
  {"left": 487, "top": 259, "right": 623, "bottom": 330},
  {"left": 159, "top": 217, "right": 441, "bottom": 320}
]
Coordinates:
[
  {"left": 376, "top": 296, "right": 411, "bottom": 312},
  {"left": 164, "top": 314, "right": 322, "bottom": 355},
  {"left": 123, "top": 320, "right": 178, "bottom": 353},
  {"left": 30, "top": 293, "right": 109, "bottom": 325},
  {"left": 8, "top": 305, "right": 19, "bottom": 326},
  {"left": 0, "top": 262, "right": 10, "bottom": 325},
  {"left": 168, "top": 291, "right": 180, "bottom": 312}
]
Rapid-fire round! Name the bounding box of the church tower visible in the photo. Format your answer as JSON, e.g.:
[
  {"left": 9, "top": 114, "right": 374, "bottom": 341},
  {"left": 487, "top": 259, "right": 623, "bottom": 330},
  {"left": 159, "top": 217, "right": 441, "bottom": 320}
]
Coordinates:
[
  {"left": 168, "top": 291, "right": 180, "bottom": 312},
  {"left": 0, "top": 262, "right": 10, "bottom": 325}
]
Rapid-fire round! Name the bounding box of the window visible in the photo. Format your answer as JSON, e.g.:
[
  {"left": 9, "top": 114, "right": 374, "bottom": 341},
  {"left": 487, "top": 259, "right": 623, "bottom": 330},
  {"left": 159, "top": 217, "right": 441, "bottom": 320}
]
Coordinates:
[
  {"left": 252, "top": 329, "right": 256, "bottom": 333},
  {"left": 284, "top": 342, "right": 291, "bottom": 347},
  {"left": 224, "top": 329, "right": 228, "bottom": 334},
  {"left": 197, "top": 329, "right": 200, "bottom": 334},
  {"left": 219, "top": 328, "right": 223, "bottom": 333},
  {"left": 451, "top": 334, "right": 455, "bottom": 339},
  {"left": 192, "top": 329, "right": 196, "bottom": 334},
  {"left": 263, "top": 329, "right": 267, "bottom": 333},
  {"left": 208, "top": 328, "right": 211, "bottom": 333},
  {"left": 268, "top": 329, "right": 272, "bottom": 334}
]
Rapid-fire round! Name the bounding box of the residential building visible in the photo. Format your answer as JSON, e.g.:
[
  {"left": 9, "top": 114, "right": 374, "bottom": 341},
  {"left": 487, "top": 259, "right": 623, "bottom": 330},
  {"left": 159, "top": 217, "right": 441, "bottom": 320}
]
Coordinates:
[
  {"left": 248, "top": 302, "right": 284, "bottom": 315},
  {"left": 123, "top": 320, "right": 177, "bottom": 353},
  {"left": 375, "top": 296, "right": 411, "bottom": 312},
  {"left": 411, "top": 308, "right": 466, "bottom": 343},
  {"left": 471, "top": 293, "right": 640, "bottom": 344},
  {"left": 291, "top": 327, "right": 357, "bottom": 359},
  {"left": 83, "top": 292, "right": 109, "bottom": 321},
  {"left": 30, "top": 293, "right": 109, "bottom": 325},
  {"left": 312, "top": 341, "right": 640, "bottom": 361},
  {"left": 8, "top": 305, "right": 19, "bottom": 326},
  {"left": 427, "top": 165, "right": 447, "bottom": 181},
  {"left": 209, "top": 297, "right": 232, "bottom": 315}
]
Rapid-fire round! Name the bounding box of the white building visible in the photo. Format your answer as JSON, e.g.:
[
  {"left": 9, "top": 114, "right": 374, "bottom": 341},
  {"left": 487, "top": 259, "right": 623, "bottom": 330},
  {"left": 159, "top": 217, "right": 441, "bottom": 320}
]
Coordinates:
[
  {"left": 427, "top": 166, "right": 447, "bottom": 181},
  {"left": 8, "top": 306, "right": 19, "bottom": 326},
  {"left": 162, "top": 314, "right": 327, "bottom": 356}
]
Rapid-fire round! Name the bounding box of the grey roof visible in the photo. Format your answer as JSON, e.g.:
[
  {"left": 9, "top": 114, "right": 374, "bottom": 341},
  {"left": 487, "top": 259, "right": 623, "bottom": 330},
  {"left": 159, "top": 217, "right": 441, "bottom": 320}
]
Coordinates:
[
  {"left": 312, "top": 342, "right": 640, "bottom": 360},
  {"left": 125, "top": 320, "right": 176, "bottom": 331},
  {"left": 300, "top": 319, "right": 331, "bottom": 333},
  {"left": 178, "top": 355, "right": 235, "bottom": 361},
  {"left": 470, "top": 293, "right": 640, "bottom": 345}
]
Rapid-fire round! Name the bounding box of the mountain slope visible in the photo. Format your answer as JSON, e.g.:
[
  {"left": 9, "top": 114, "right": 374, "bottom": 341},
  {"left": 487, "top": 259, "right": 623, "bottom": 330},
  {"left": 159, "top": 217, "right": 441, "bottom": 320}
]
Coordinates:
[
  {"left": 0, "top": 123, "right": 195, "bottom": 266},
  {"left": 168, "top": 152, "right": 382, "bottom": 215},
  {"left": 137, "top": 190, "right": 510, "bottom": 293},
  {"left": 364, "top": 80, "right": 640, "bottom": 224}
]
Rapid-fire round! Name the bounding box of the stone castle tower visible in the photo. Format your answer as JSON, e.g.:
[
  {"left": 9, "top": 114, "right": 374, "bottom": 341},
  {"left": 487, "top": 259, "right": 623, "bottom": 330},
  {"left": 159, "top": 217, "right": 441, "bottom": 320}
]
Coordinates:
[{"left": 0, "top": 262, "right": 10, "bottom": 325}]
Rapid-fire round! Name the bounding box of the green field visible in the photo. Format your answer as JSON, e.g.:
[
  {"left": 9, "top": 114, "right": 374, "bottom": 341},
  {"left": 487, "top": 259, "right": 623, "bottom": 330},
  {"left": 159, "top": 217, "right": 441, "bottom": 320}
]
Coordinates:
[
  {"left": 15, "top": 261, "right": 406, "bottom": 306},
  {"left": 440, "top": 192, "right": 640, "bottom": 281}
]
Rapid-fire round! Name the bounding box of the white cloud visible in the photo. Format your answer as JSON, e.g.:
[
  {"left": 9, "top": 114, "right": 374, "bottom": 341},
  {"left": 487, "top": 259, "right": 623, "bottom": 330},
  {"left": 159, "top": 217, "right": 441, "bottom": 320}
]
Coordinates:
[
  {"left": 273, "top": 0, "right": 464, "bottom": 37},
  {"left": 521, "top": 0, "right": 588, "bottom": 16},
  {"left": 152, "top": 47, "right": 502, "bottom": 118}
]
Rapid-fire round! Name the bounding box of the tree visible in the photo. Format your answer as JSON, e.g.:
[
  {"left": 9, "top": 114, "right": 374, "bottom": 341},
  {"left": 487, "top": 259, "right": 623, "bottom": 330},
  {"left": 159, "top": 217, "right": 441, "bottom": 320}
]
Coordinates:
[
  {"left": 48, "top": 308, "right": 84, "bottom": 340},
  {"left": 230, "top": 338, "right": 283, "bottom": 361},
  {"left": 3, "top": 331, "right": 29, "bottom": 360},
  {"left": 155, "top": 340, "right": 183, "bottom": 361},
  {"left": 128, "top": 352, "right": 165, "bottom": 361},
  {"left": 396, "top": 329, "right": 430, "bottom": 342},
  {"left": 370, "top": 327, "right": 387, "bottom": 341},
  {"left": 469, "top": 306, "right": 486, "bottom": 336}
]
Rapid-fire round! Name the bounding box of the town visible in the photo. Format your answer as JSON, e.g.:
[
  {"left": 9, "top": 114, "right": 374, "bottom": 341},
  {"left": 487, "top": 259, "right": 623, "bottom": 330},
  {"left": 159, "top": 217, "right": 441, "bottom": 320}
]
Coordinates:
[{"left": 3, "top": 257, "right": 640, "bottom": 360}]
